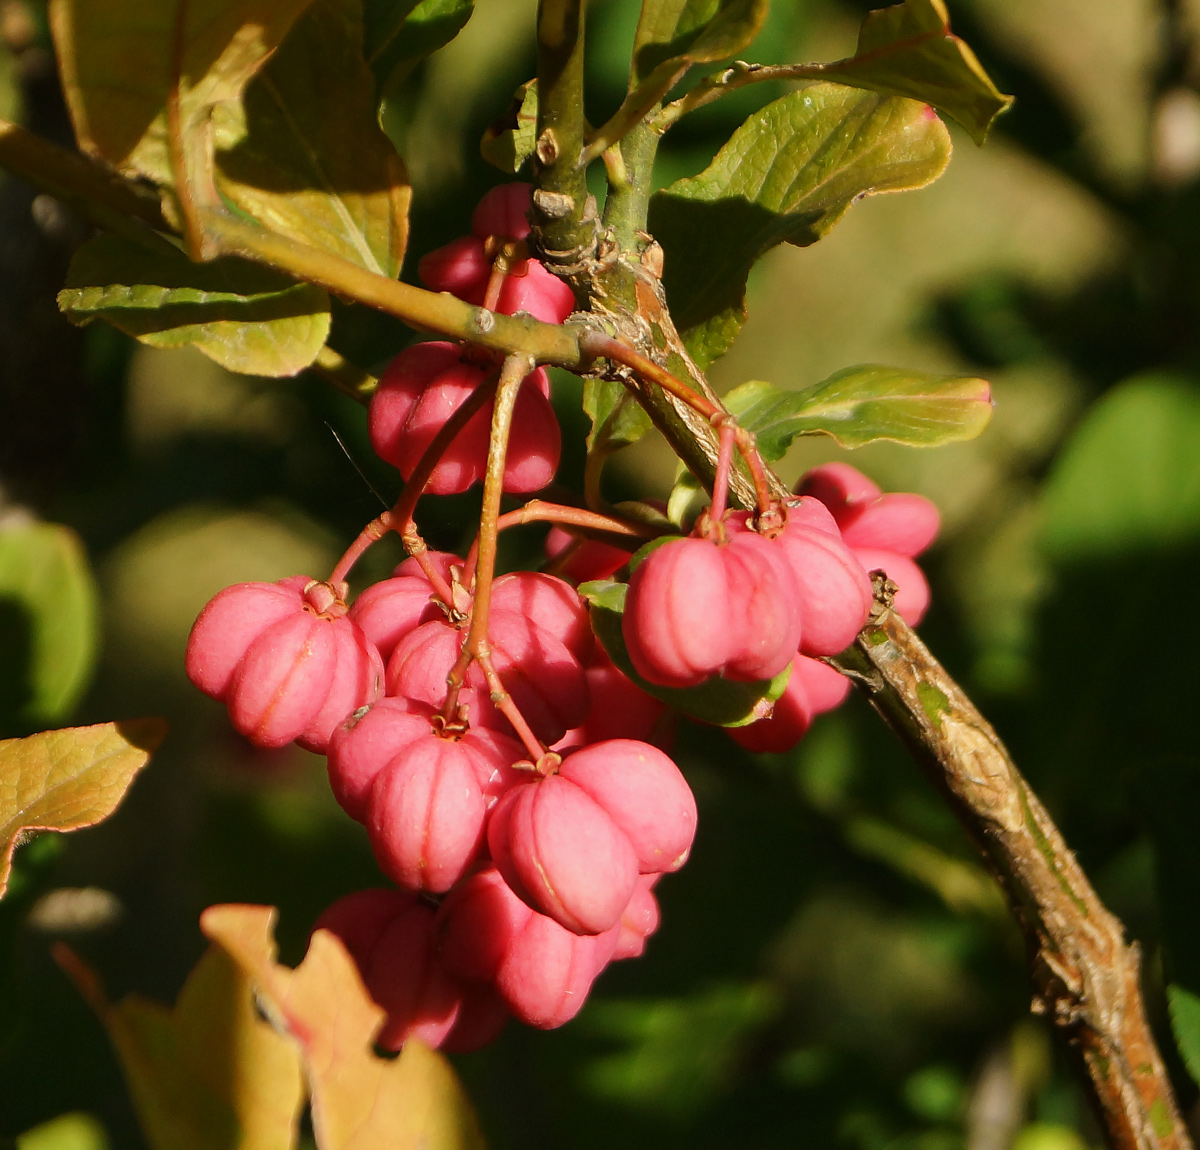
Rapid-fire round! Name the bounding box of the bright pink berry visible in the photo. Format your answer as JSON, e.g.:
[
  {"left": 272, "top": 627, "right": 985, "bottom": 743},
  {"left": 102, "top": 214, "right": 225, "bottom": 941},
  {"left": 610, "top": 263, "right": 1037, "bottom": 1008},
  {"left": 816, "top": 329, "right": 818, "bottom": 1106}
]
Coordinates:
[
  {"left": 313, "top": 888, "right": 415, "bottom": 969},
  {"left": 720, "top": 531, "right": 804, "bottom": 681},
  {"left": 417, "top": 235, "right": 492, "bottom": 297},
  {"left": 838, "top": 492, "right": 940, "bottom": 556},
  {"left": 852, "top": 547, "right": 931, "bottom": 625},
  {"left": 558, "top": 739, "right": 697, "bottom": 874},
  {"left": 728, "top": 655, "right": 850, "bottom": 754},
  {"left": 436, "top": 867, "right": 534, "bottom": 984},
  {"left": 613, "top": 875, "right": 661, "bottom": 960},
  {"left": 556, "top": 648, "right": 670, "bottom": 752},
  {"left": 349, "top": 572, "right": 447, "bottom": 664},
  {"left": 488, "top": 774, "right": 639, "bottom": 935},
  {"left": 544, "top": 525, "right": 633, "bottom": 582},
  {"left": 471, "top": 183, "right": 533, "bottom": 240},
  {"left": 440, "top": 984, "right": 510, "bottom": 1053},
  {"left": 368, "top": 342, "right": 561, "bottom": 495},
  {"left": 491, "top": 571, "right": 593, "bottom": 660},
  {"left": 797, "top": 462, "right": 882, "bottom": 510}
]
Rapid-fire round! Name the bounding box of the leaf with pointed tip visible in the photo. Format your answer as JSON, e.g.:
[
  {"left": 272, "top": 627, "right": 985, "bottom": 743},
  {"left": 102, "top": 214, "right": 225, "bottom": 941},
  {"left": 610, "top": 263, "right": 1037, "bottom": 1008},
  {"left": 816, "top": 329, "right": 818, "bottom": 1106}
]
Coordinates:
[
  {"left": 583, "top": 378, "right": 654, "bottom": 454},
  {"left": 201, "top": 904, "right": 486, "bottom": 1150},
  {"left": 0, "top": 720, "right": 165, "bottom": 898},
  {"left": 808, "top": 0, "right": 1013, "bottom": 146},
  {"left": 724, "top": 367, "right": 993, "bottom": 454},
  {"left": 54, "top": 940, "right": 304, "bottom": 1150},
  {"left": 631, "top": 0, "right": 767, "bottom": 85},
  {"left": 581, "top": 579, "right": 789, "bottom": 727},
  {"left": 0, "top": 519, "right": 98, "bottom": 730},
  {"left": 213, "top": 0, "right": 411, "bottom": 278},
  {"left": 481, "top": 80, "right": 538, "bottom": 174},
  {"left": 1168, "top": 985, "right": 1200, "bottom": 1088},
  {"left": 648, "top": 84, "right": 951, "bottom": 369},
  {"left": 59, "top": 234, "right": 331, "bottom": 377},
  {"left": 50, "top": 0, "right": 318, "bottom": 184},
  {"left": 367, "top": 0, "right": 476, "bottom": 98}
]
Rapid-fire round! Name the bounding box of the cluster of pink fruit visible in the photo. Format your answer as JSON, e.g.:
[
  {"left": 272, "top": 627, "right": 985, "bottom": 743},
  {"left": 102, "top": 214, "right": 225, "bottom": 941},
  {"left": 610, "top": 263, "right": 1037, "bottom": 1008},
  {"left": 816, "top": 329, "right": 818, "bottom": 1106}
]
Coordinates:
[{"left": 182, "top": 181, "right": 940, "bottom": 1055}]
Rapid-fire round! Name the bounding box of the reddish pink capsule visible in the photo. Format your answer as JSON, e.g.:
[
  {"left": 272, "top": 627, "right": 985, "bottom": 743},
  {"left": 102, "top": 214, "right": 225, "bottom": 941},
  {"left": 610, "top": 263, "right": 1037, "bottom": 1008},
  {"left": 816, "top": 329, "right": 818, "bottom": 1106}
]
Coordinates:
[
  {"left": 491, "top": 570, "right": 593, "bottom": 660},
  {"left": 719, "top": 530, "right": 803, "bottom": 682},
  {"left": 623, "top": 537, "right": 735, "bottom": 688},
  {"left": 797, "top": 654, "right": 852, "bottom": 714},
  {"left": 728, "top": 655, "right": 851, "bottom": 754},
  {"left": 613, "top": 875, "right": 661, "bottom": 960},
  {"left": 488, "top": 775, "right": 639, "bottom": 935},
  {"left": 555, "top": 648, "right": 669, "bottom": 752},
  {"left": 418, "top": 235, "right": 492, "bottom": 297},
  {"left": 366, "top": 733, "right": 493, "bottom": 893},
  {"left": 796, "top": 462, "right": 882, "bottom": 510},
  {"left": 312, "top": 888, "right": 418, "bottom": 970},
  {"left": 838, "top": 492, "right": 940, "bottom": 557},
  {"left": 558, "top": 739, "right": 697, "bottom": 874},
  {"left": 295, "top": 617, "right": 385, "bottom": 753},
  {"left": 472, "top": 183, "right": 534, "bottom": 240},
  {"left": 436, "top": 867, "right": 534, "bottom": 984},
  {"left": 349, "top": 574, "right": 446, "bottom": 663},
  {"left": 440, "top": 983, "right": 510, "bottom": 1053},
  {"left": 326, "top": 697, "right": 434, "bottom": 822},
  {"left": 544, "top": 525, "right": 633, "bottom": 582},
  {"left": 852, "top": 547, "right": 931, "bottom": 625}
]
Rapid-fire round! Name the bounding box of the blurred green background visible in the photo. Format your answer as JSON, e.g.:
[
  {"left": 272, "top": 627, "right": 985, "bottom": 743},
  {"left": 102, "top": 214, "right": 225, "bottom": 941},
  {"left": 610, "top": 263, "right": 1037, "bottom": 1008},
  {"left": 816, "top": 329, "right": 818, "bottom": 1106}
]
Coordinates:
[{"left": 3, "top": 0, "right": 1200, "bottom": 1146}]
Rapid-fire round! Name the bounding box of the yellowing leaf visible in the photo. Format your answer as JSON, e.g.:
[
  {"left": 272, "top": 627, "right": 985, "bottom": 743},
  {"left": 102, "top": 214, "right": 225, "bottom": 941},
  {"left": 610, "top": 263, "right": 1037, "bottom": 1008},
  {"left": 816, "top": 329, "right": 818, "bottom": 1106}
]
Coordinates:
[
  {"left": 54, "top": 939, "right": 304, "bottom": 1150},
  {"left": 724, "top": 367, "right": 994, "bottom": 454},
  {"left": 214, "top": 0, "right": 411, "bottom": 278},
  {"left": 0, "top": 519, "right": 98, "bottom": 730},
  {"left": 813, "top": 0, "right": 1013, "bottom": 146},
  {"left": 649, "top": 84, "right": 951, "bottom": 368},
  {"left": 59, "top": 234, "right": 331, "bottom": 377},
  {"left": 50, "top": 0, "right": 318, "bottom": 184},
  {"left": 0, "top": 720, "right": 165, "bottom": 898},
  {"left": 201, "top": 904, "right": 486, "bottom": 1150}
]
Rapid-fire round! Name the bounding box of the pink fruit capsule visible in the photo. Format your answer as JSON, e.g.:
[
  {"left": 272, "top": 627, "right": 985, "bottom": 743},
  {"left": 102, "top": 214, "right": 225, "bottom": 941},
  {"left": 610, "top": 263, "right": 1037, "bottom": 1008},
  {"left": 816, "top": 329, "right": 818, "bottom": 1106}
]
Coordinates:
[
  {"left": 367, "top": 733, "right": 490, "bottom": 893},
  {"left": 852, "top": 547, "right": 931, "bottom": 625},
  {"left": 418, "top": 235, "right": 492, "bottom": 296},
  {"left": 544, "top": 525, "right": 633, "bottom": 582},
  {"left": 838, "top": 492, "right": 940, "bottom": 557},
  {"left": 312, "top": 888, "right": 419, "bottom": 970},
  {"left": 326, "top": 697, "right": 435, "bottom": 822},
  {"left": 774, "top": 523, "right": 872, "bottom": 658},
  {"left": 296, "top": 615, "right": 385, "bottom": 754},
  {"left": 491, "top": 570, "right": 593, "bottom": 660},
  {"left": 440, "top": 983, "right": 510, "bottom": 1053},
  {"left": 796, "top": 653, "right": 852, "bottom": 714},
  {"left": 488, "top": 775, "right": 639, "bottom": 935},
  {"left": 720, "top": 530, "right": 804, "bottom": 682},
  {"left": 556, "top": 648, "right": 669, "bottom": 751},
  {"left": 623, "top": 537, "right": 735, "bottom": 688},
  {"left": 796, "top": 462, "right": 882, "bottom": 510},
  {"left": 472, "top": 183, "right": 533, "bottom": 240},
  {"left": 349, "top": 574, "right": 446, "bottom": 663},
  {"left": 492, "top": 259, "right": 575, "bottom": 324},
  {"left": 436, "top": 867, "right": 534, "bottom": 984},
  {"left": 558, "top": 739, "right": 697, "bottom": 874},
  {"left": 613, "top": 875, "right": 661, "bottom": 960}
]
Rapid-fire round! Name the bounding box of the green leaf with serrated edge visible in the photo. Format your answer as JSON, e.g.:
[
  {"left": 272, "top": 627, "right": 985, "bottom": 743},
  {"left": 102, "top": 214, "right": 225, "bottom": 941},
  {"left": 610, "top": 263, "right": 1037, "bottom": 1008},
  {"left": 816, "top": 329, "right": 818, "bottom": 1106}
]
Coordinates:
[
  {"left": 649, "top": 84, "right": 951, "bottom": 369},
  {"left": 50, "top": 0, "right": 318, "bottom": 185},
  {"left": 580, "top": 580, "right": 789, "bottom": 727},
  {"left": 59, "top": 234, "right": 331, "bottom": 377},
  {"left": 724, "top": 367, "right": 993, "bottom": 454},
  {"left": 812, "top": 0, "right": 1013, "bottom": 146},
  {"left": 1168, "top": 985, "right": 1200, "bottom": 1087},
  {"left": 481, "top": 80, "right": 538, "bottom": 174},
  {"left": 631, "top": 0, "right": 767, "bottom": 85},
  {"left": 0, "top": 519, "right": 98, "bottom": 730},
  {"left": 214, "top": 0, "right": 411, "bottom": 278},
  {"left": 0, "top": 719, "right": 165, "bottom": 898},
  {"left": 583, "top": 378, "right": 654, "bottom": 454},
  {"left": 56, "top": 941, "right": 304, "bottom": 1150},
  {"left": 366, "top": 0, "right": 475, "bottom": 97}
]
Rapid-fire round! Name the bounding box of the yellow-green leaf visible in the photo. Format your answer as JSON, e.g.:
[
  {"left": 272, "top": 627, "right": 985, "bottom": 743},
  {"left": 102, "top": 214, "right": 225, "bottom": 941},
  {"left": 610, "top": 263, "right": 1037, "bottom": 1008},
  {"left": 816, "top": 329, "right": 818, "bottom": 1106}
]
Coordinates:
[
  {"left": 50, "top": 0, "right": 318, "bottom": 184},
  {"left": 201, "top": 904, "right": 487, "bottom": 1150},
  {"left": 59, "top": 234, "right": 331, "bottom": 377},
  {"left": 481, "top": 80, "right": 538, "bottom": 175},
  {"left": 724, "top": 366, "right": 994, "bottom": 454},
  {"left": 0, "top": 519, "right": 98, "bottom": 730},
  {"left": 214, "top": 0, "right": 411, "bottom": 278},
  {"left": 54, "top": 938, "right": 304, "bottom": 1150},
  {"left": 648, "top": 84, "right": 951, "bottom": 369},
  {"left": 812, "top": 0, "right": 1013, "bottom": 146},
  {"left": 0, "top": 719, "right": 165, "bottom": 898},
  {"left": 366, "top": 0, "right": 476, "bottom": 98}
]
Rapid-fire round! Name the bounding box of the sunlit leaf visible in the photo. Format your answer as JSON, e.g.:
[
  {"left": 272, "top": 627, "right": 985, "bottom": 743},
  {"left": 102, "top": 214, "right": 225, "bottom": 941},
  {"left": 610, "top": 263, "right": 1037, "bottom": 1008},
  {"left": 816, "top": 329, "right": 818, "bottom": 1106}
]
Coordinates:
[
  {"left": 1041, "top": 374, "right": 1200, "bottom": 560},
  {"left": 0, "top": 720, "right": 165, "bottom": 898},
  {"left": 214, "top": 0, "right": 411, "bottom": 278},
  {"left": 481, "top": 80, "right": 538, "bottom": 175},
  {"left": 649, "top": 84, "right": 951, "bottom": 368},
  {"left": 724, "top": 367, "right": 993, "bottom": 454},
  {"left": 200, "top": 904, "right": 486, "bottom": 1150},
  {"left": 54, "top": 940, "right": 304, "bottom": 1150},
  {"left": 0, "top": 519, "right": 98, "bottom": 730},
  {"left": 50, "top": 0, "right": 317, "bottom": 184},
  {"left": 811, "top": 0, "right": 1013, "bottom": 145},
  {"left": 583, "top": 378, "right": 654, "bottom": 454},
  {"left": 1168, "top": 985, "right": 1200, "bottom": 1088},
  {"left": 59, "top": 235, "right": 331, "bottom": 377},
  {"left": 15, "top": 1111, "right": 109, "bottom": 1150},
  {"left": 631, "top": 0, "right": 767, "bottom": 85},
  {"left": 581, "top": 579, "right": 789, "bottom": 726},
  {"left": 366, "top": 0, "right": 476, "bottom": 98}
]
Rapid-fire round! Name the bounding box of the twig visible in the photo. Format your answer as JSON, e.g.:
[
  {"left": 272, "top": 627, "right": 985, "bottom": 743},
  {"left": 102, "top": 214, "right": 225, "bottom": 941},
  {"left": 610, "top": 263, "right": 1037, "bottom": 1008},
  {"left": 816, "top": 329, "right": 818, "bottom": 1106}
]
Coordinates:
[{"left": 830, "top": 575, "right": 1193, "bottom": 1150}]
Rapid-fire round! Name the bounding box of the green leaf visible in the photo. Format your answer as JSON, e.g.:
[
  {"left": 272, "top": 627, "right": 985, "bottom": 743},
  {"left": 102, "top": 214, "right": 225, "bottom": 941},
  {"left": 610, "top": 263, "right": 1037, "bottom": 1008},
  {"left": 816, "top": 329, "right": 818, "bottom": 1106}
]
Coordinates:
[
  {"left": 50, "top": 0, "right": 318, "bottom": 184},
  {"left": 1041, "top": 374, "right": 1200, "bottom": 561},
  {"left": 581, "top": 580, "right": 789, "bottom": 727},
  {"left": 55, "top": 940, "right": 304, "bottom": 1150},
  {"left": 724, "top": 366, "right": 993, "bottom": 454},
  {"left": 812, "top": 0, "right": 1013, "bottom": 146},
  {"left": 214, "top": 0, "right": 411, "bottom": 278},
  {"left": 481, "top": 80, "right": 538, "bottom": 175},
  {"left": 631, "top": 0, "right": 767, "bottom": 85},
  {"left": 365, "top": 0, "right": 476, "bottom": 97},
  {"left": 583, "top": 378, "right": 654, "bottom": 454},
  {"left": 0, "top": 719, "right": 166, "bottom": 898},
  {"left": 649, "top": 84, "right": 951, "bottom": 369},
  {"left": 1168, "top": 985, "right": 1200, "bottom": 1088},
  {"left": 59, "top": 234, "right": 331, "bottom": 377},
  {"left": 0, "top": 519, "right": 98, "bottom": 730},
  {"left": 201, "top": 904, "right": 487, "bottom": 1150}
]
